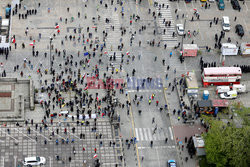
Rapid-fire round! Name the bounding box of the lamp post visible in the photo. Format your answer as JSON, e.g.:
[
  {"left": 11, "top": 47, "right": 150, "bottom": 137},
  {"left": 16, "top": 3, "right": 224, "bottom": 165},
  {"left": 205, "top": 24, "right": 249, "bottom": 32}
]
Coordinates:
[{"left": 49, "top": 37, "right": 53, "bottom": 73}]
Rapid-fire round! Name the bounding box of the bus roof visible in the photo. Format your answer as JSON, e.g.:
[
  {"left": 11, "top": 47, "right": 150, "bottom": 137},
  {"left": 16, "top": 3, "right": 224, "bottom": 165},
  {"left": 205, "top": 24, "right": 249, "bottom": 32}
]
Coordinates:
[{"left": 204, "top": 67, "right": 242, "bottom": 75}]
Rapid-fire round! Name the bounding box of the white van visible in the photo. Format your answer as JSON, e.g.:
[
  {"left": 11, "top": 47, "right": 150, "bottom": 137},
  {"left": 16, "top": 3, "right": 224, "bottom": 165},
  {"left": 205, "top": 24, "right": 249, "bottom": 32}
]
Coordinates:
[
  {"left": 222, "top": 16, "right": 230, "bottom": 31},
  {"left": 23, "top": 157, "right": 46, "bottom": 166},
  {"left": 220, "top": 90, "right": 237, "bottom": 99},
  {"left": 233, "top": 84, "right": 246, "bottom": 93},
  {"left": 216, "top": 86, "right": 230, "bottom": 93}
]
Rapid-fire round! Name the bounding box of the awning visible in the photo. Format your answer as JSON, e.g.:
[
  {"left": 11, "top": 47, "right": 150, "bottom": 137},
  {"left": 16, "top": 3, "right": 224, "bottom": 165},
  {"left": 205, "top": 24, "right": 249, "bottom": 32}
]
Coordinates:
[
  {"left": 197, "top": 100, "right": 212, "bottom": 107},
  {"left": 212, "top": 99, "right": 229, "bottom": 107}
]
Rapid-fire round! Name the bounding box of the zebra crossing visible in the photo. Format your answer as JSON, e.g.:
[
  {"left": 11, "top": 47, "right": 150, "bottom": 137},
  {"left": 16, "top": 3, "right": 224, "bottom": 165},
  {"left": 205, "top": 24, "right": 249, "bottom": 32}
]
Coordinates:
[
  {"left": 154, "top": 0, "right": 178, "bottom": 48},
  {"left": 104, "top": 11, "right": 121, "bottom": 51},
  {"left": 107, "top": 51, "right": 123, "bottom": 71},
  {"left": 135, "top": 128, "right": 169, "bottom": 141},
  {"left": 101, "top": 6, "right": 123, "bottom": 72}
]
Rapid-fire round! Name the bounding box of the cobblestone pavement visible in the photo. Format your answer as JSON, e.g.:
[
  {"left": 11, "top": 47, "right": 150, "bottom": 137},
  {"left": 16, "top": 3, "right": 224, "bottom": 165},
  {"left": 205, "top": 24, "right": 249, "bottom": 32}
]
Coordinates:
[{"left": 0, "top": 120, "right": 120, "bottom": 167}]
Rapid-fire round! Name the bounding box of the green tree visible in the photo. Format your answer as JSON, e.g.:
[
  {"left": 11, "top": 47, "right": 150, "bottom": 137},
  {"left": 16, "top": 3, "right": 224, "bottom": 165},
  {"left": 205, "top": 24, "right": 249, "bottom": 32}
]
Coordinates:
[{"left": 202, "top": 108, "right": 250, "bottom": 167}]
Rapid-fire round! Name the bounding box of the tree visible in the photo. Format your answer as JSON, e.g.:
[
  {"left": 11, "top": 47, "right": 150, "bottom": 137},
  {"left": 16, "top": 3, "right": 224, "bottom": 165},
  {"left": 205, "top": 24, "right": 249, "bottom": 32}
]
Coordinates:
[{"left": 202, "top": 107, "right": 250, "bottom": 167}]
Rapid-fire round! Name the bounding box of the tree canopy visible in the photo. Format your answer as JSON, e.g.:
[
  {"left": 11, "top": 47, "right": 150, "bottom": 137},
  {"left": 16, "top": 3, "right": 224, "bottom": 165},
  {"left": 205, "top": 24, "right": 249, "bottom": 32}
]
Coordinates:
[{"left": 202, "top": 106, "right": 250, "bottom": 167}]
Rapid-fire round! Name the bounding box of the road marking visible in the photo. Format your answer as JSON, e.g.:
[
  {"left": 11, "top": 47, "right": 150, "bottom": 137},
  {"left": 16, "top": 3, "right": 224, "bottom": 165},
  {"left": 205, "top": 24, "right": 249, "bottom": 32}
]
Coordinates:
[
  {"left": 30, "top": 128, "right": 51, "bottom": 141},
  {"left": 143, "top": 128, "right": 148, "bottom": 141},
  {"left": 148, "top": 0, "right": 153, "bottom": 6},
  {"left": 13, "top": 128, "right": 36, "bottom": 143},
  {"left": 135, "top": 128, "right": 139, "bottom": 141},
  {"left": 14, "top": 156, "right": 17, "bottom": 167},
  {"left": 138, "top": 145, "right": 176, "bottom": 149},
  {"left": 169, "top": 127, "right": 174, "bottom": 140},
  {"left": 68, "top": 131, "right": 81, "bottom": 139},
  {"left": 245, "top": 2, "right": 248, "bottom": 11},
  {"left": 184, "top": 1, "right": 188, "bottom": 12},
  {"left": 139, "top": 128, "right": 144, "bottom": 141},
  {"left": 47, "top": 129, "right": 66, "bottom": 140},
  {"left": 156, "top": 145, "right": 161, "bottom": 167},
  {"left": 0, "top": 129, "right": 18, "bottom": 142},
  {"left": 160, "top": 129, "right": 166, "bottom": 140},
  {"left": 147, "top": 128, "right": 153, "bottom": 141},
  {"left": 152, "top": 128, "right": 157, "bottom": 140},
  {"left": 191, "top": 1, "right": 195, "bottom": 9},
  {"left": 1, "top": 156, "right": 4, "bottom": 167},
  {"left": 49, "top": 157, "right": 52, "bottom": 167},
  {"left": 128, "top": 93, "right": 141, "bottom": 167},
  {"left": 157, "top": 130, "right": 161, "bottom": 140}
]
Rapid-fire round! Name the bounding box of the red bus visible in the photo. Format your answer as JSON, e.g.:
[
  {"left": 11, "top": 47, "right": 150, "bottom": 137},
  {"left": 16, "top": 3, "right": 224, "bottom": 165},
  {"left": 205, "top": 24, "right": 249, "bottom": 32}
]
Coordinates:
[{"left": 202, "top": 67, "right": 242, "bottom": 87}]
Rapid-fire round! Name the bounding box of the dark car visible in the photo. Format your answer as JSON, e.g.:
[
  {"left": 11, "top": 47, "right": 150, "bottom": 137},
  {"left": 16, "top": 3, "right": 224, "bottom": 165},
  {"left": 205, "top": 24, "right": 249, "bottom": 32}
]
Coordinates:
[
  {"left": 231, "top": 0, "right": 241, "bottom": 10},
  {"left": 235, "top": 24, "right": 244, "bottom": 37}
]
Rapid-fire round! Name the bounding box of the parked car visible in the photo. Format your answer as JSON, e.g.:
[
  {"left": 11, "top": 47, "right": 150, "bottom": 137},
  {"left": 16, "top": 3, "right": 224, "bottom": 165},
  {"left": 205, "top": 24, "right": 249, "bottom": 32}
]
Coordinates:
[
  {"left": 176, "top": 24, "right": 184, "bottom": 35},
  {"left": 235, "top": 24, "right": 244, "bottom": 37},
  {"left": 220, "top": 90, "right": 237, "bottom": 99},
  {"left": 231, "top": 0, "right": 241, "bottom": 10},
  {"left": 168, "top": 160, "right": 177, "bottom": 167},
  {"left": 218, "top": 0, "right": 225, "bottom": 10},
  {"left": 23, "top": 157, "right": 46, "bottom": 166}
]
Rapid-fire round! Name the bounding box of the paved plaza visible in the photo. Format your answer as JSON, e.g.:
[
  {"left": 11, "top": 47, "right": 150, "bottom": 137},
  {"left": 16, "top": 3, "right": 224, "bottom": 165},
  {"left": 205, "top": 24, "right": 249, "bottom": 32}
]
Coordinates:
[{"left": 0, "top": 0, "right": 250, "bottom": 167}]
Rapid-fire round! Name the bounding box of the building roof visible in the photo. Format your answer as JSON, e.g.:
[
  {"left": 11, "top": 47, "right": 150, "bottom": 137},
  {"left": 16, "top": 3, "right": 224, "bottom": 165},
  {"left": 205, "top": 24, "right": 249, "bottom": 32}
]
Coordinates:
[
  {"left": 197, "top": 100, "right": 212, "bottom": 107},
  {"left": 212, "top": 99, "right": 229, "bottom": 107},
  {"left": 183, "top": 44, "right": 199, "bottom": 50},
  {"left": 203, "top": 67, "right": 242, "bottom": 75}
]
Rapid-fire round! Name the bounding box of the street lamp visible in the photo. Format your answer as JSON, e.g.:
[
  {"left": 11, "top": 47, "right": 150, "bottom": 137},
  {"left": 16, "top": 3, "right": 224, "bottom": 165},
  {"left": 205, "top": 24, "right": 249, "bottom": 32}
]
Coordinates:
[{"left": 49, "top": 37, "right": 53, "bottom": 73}]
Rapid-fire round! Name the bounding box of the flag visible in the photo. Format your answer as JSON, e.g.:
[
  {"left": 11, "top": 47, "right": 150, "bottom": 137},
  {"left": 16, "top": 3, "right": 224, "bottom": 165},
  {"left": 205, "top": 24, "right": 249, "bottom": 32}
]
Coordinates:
[
  {"left": 84, "top": 52, "right": 89, "bottom": 56},
  {"left": 126, "top": 51, "right": 130, "bottom": 55},
  {"left": 29, "top": 43, "right": 34, "bottom": 46},
  {"left": 84, "top": 86, "right": 88, "bottom": 90},
  {"left": 93, "top": 154, "right": 97, "bottom": 159},
  {"left": 12, "top": 38, "right": 16, "bottom": 43},
  {"left": 55, "top": 25, "right": 59, "bottom": 29}
]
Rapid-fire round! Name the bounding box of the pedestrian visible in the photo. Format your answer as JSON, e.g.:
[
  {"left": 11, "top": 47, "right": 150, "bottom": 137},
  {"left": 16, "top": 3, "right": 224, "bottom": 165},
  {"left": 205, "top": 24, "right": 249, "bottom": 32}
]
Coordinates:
[
  {"left": 234, "top": 16, "right": 237, "bottom": 21},
  {"left": 152, "top": 117, "right": 155, "bottom": 124},
  {"left": 150, "top": 140, "right": 153, "bottom": 147},
  {"left": 165, "top": 137, "right": 168, "bottom": 143}
]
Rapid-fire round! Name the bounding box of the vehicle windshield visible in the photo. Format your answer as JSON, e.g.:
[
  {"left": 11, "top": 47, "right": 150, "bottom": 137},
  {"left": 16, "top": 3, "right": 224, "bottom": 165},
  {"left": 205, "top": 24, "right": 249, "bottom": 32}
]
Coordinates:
[
  {"left": 36, "top": 157, "right": 40, "bottom": 161},
  {"left": 224, "top": 93, "right": 230, "bottom": 97},
  {"left": 224, "top": 23, "right": 230, "bottom": 27},
  {"left": 169, "top": 162, "right": 177, "bottom": 167}
]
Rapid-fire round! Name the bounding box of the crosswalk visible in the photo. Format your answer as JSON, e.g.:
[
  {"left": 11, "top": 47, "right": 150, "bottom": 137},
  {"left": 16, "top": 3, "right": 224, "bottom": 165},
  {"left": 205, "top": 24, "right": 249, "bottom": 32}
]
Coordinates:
[
  {"left": 135, "top": 128, "right": 169, "bottom": 141},
  {"left": 101, "top": 5, "right": 123, "bottom": 73},
  {"left": 155, "top": 0, "right": 178, "bottom": 48}
]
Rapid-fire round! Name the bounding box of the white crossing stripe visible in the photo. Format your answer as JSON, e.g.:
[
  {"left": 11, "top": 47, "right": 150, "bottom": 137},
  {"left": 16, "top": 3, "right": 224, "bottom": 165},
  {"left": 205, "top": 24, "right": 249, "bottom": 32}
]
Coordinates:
[
  {"left": 135, "top": 128, "right": 139, "bottom": 141},
  {"left": 152, "top": 128, "right": 157, "bottom": 141},
  {"left": 139, "top": 128, "right": 144, "bottom": 141},
  {"left": 135, "top": 128, "right": 169, "bottom": 141},
  {"left": 147, "top": 128, "right": 153, "bottom": 141},
  {"left": 143, "top": 128, "right": 148, "bottom": 141}
]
